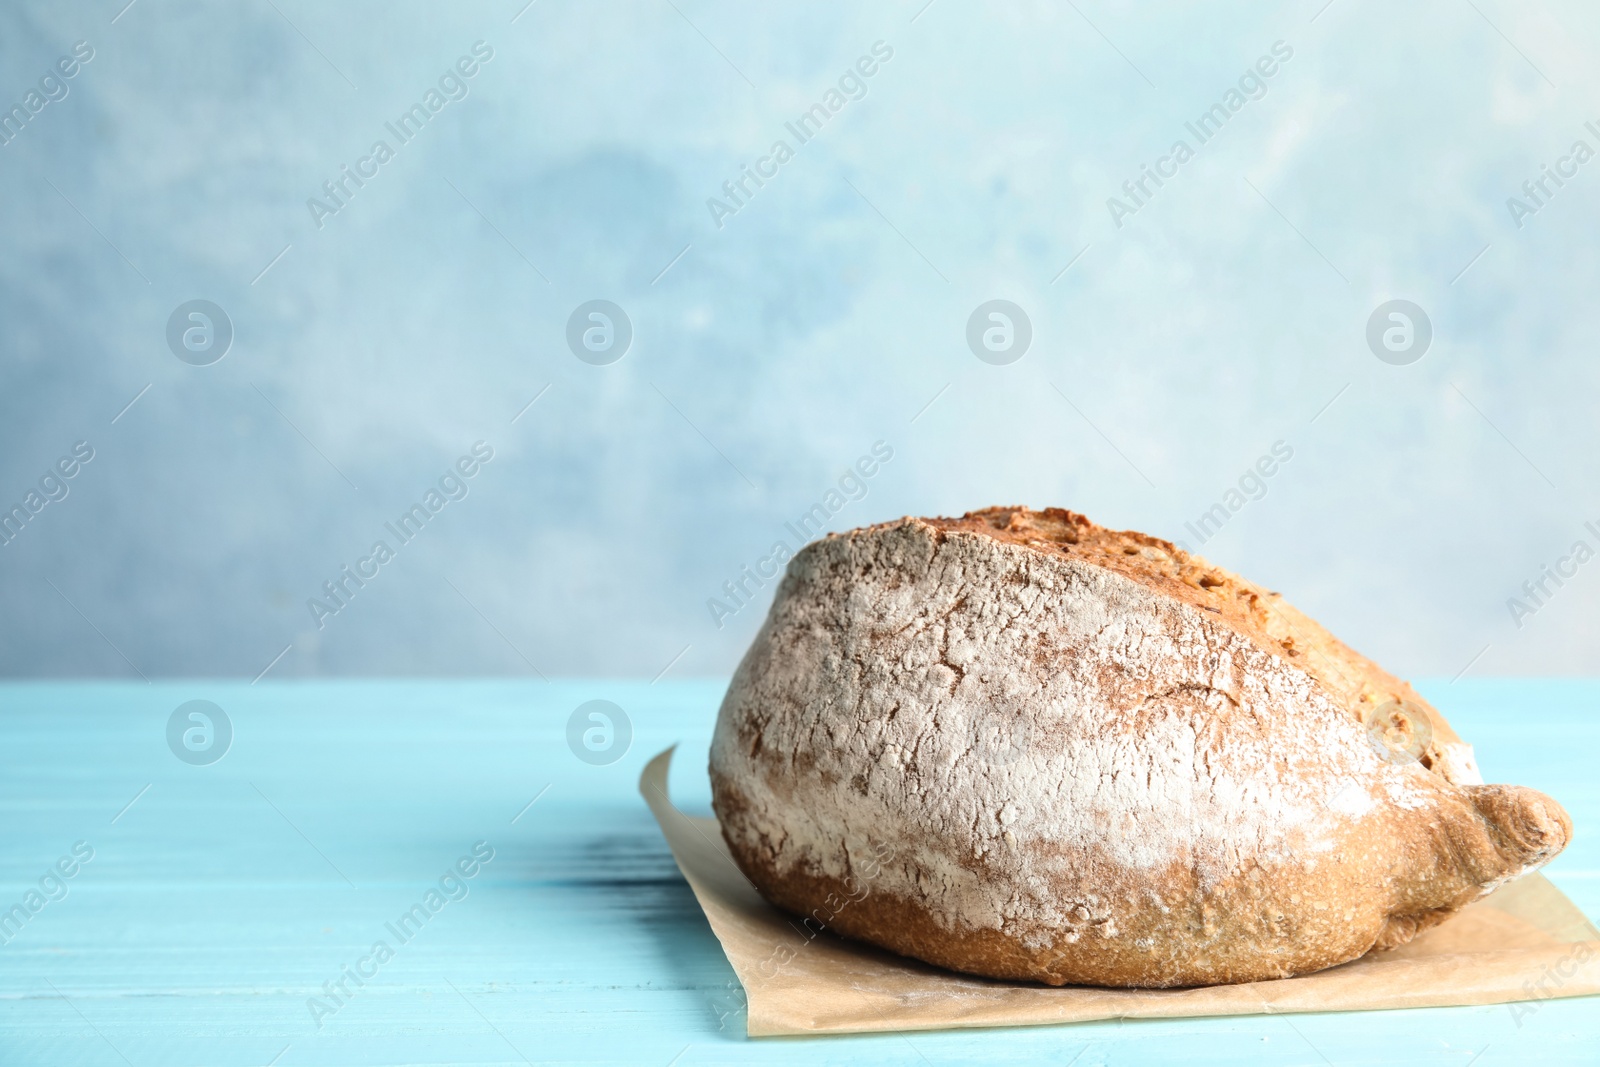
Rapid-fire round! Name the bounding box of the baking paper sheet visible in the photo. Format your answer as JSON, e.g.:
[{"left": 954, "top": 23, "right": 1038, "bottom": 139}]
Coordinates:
[{"left": 641, "top": 746, "right": 1600, "bottom": 1037}]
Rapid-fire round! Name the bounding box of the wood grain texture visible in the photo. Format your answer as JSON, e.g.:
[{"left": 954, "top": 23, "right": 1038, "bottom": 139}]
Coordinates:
[{"left": 0, "top": 679, "right": 1594, "bottom": 1066}]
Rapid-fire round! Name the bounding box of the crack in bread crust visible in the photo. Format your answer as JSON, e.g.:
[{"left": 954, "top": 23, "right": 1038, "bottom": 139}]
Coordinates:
[
  {"left": 708, "top": 509, "right": 1571, "bottom": 988},
  {"left": 927, "top": 507, "right": 1475, "bottom": 781}
]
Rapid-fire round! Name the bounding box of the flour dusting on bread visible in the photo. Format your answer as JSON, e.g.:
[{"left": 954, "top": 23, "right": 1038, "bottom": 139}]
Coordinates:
[{"left": 710, "top": 508, "right": 1570, "bottom": 987}]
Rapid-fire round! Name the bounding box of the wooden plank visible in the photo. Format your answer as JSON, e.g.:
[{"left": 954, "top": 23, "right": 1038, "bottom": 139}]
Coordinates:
[{"left": 0, "top": 679, "right": 1594, "bottom": 1065}]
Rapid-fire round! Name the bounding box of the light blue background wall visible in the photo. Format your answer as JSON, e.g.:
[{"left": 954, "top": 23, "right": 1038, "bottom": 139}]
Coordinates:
[{"left": 2, "top": 0, "right": 1597, "bottom": 680}]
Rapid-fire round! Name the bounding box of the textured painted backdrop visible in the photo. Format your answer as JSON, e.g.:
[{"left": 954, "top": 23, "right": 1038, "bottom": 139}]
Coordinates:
[{"left": 2, "top": 0, "right": 1597, "bottom": 680}]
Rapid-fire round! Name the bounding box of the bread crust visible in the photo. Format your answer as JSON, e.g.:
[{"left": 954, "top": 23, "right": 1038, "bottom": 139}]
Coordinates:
[{"left": 709, "top": 508, "right": 1571, "bottom": 988}]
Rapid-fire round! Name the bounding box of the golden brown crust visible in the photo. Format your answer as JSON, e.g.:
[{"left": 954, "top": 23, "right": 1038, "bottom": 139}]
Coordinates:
[
  {"left": 709, "top": 507, "right": 1572, "bottom": 988},
  {"left": 714, "top": 776, "right": 1402, "bottom": 988},
  {"left": 923, "top": 507, "right": 1469, "bottom": 774}
]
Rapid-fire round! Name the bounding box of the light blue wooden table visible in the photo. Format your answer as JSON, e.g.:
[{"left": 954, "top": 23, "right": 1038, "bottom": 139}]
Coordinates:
[{"left": 2, "top": 679, "right": 1595, "bottom": 1065}]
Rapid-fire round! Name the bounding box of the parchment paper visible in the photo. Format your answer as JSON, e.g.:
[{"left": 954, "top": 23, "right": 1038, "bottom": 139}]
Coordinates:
[{"left": 641, "top": 746, "right": 1600, "bottom": 1037}]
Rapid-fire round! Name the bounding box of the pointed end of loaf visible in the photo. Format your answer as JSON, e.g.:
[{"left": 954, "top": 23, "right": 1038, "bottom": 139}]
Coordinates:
[{"left": 1468, "top": 783, "right": 1572, "bottom": 877}]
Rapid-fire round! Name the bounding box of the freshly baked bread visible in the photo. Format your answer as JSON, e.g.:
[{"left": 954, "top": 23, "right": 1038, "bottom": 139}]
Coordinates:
[{"left": 709, "top": 507, "right": 1571, "bottom": 988}]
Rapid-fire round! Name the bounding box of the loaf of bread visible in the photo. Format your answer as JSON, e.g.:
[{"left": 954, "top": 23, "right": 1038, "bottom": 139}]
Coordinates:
[{"left": 709, "top": 507, "right": 1572, "bottom": 988}]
